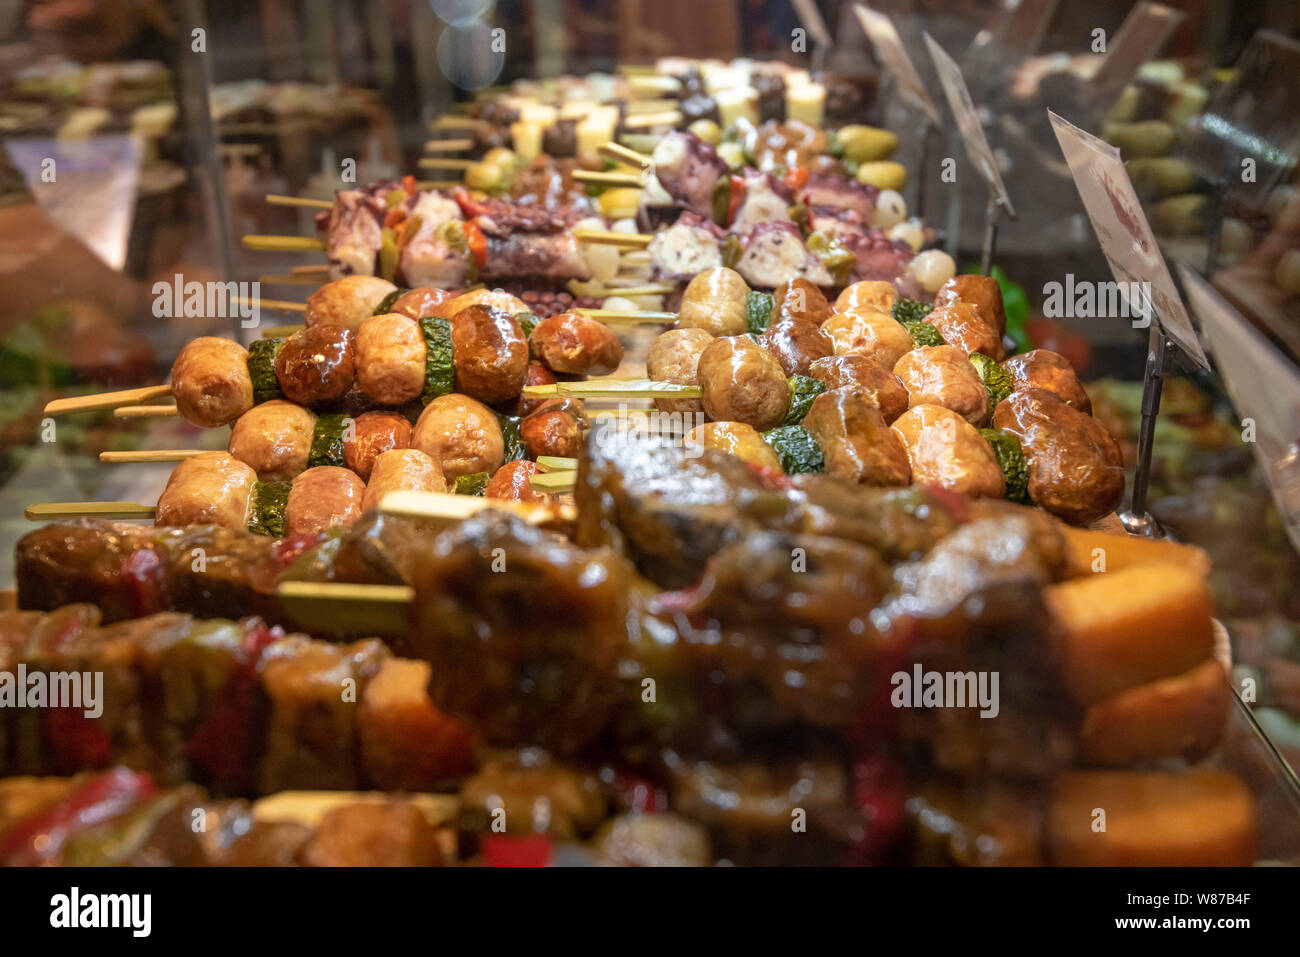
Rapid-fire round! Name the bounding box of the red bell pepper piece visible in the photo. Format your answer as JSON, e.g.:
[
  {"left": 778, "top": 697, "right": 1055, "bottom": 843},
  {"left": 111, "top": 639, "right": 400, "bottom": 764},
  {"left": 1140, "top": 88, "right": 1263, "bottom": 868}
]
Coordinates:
[
  {"left": 783, "top": 166, "right": 809, "bottom": 190},
  {"left": 482, "top": 834, "right": 553, "bottom": 867},
  {"left": 0, "top": 767, "right": 155, "bottom": 865},
  {"left": 121, "top": 547, "right": 164, "bottom": 618},
  {"left": 44, "top": 707, "right": 114, "bottom": 772},
  {"left": 462, "top": 219, "right": 488, "bottom": 271},
  {"left": 726, "top": 174, "right": 746, "bottom": 227}
]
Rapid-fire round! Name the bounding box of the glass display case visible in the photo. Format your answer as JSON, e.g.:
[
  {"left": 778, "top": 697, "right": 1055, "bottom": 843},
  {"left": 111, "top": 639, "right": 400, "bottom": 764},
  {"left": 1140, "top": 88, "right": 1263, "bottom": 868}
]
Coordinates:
[{"left": 0, "top": 0, "right": 1298, "bottom": 872}]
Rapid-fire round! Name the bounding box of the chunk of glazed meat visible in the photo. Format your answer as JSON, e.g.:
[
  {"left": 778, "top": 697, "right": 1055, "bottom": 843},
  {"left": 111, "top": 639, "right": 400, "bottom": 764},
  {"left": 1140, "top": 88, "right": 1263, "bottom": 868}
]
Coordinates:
[
  {"left": 156, "top": 451, "right": 257, "bottom": 529},
  {"left": 356, "top": 313, "right": 427, "bottom": 405},
  {"left": 513, "top": 361, "right": 559, "bottom": 417},
  {"left": 676, "top": 267, "right": 750, "bottom": 337},
  {"left": 685, "top": 421, "right": 785, "bottom": 472},
  {"left": 285, "top": 466, "right": 365, "bottom": 536},
  {"left": 343, "top": 411, "right": 412, "bottom": 481},
  {"left": 389, "top": 287, "right": 456, "bottom": 320},
  {"left": 893, "top": 345, "right": 990, "bottom": 426},
  {"left": 460, "top": 751, "right": 608, "bottom": 840},
  {"left": 361, "top": 448, "right": 446, "bottom": 511},
  {"left": 891, "top": 405, "right": 1005, "bottom": 499},
  {"left": 834, "top": 280, "right": 898, "bottom": 315},
  {"left": 275, "top": 325, "right": 357, "bottom": 406},
  {"left": 484, "top": 460, "right": 551, "bottom": 504},
  {"left": 170, "top": 337, "right": 253, "bottom": 428},
  {"left": 759, "top": 318, "right": 833, "bottom": 375},
  {"left": 520, "top": 397, "right": 588, "bottom": 459},
  {"left": 450, "top": 304, "right": 529, "bottom": 405},
  {"left": 697, "top": 336, "right": 791, "bottom": 431},
  {"left": 822, "top": 309, "right": 914, "bottom": 369},
  {"left": 306, "top": 275, "right": 398, "bottom": 332},
  {"left": 934, "top": 274, "right": 1007, "bottom": 337},
  {"left": 772, "top": 278, "right": 832, "bottom": 325},
  {"left": 647, "top": 327, "right": 712, "bottom": 414},
  {"left": 806, "top": 355, "right": 909, "bottom": 423},
  {"left": 1002, "top": 350, "right": 1092, "bottom": 413},
  {"left": 227, "top": 400, "right": 316, "bottom": 481},
  {"left": 993, "top": 389, "right": 1124, "bottom": 524},
  {"left": 529, "top": 312, "right": 624, "bottom": 376},
  {"left": 411, "top": 393, "right": 504, "bottom": 480},
  {"left": 925, "top": 302, "right": 1004, "bottom": 360},
  {"left": 802, "top": 387, "right": 911, "bottom": 486}
]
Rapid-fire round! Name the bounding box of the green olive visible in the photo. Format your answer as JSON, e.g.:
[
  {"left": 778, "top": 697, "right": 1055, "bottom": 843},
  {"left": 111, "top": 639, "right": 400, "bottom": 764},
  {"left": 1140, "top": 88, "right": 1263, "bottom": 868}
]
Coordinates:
[
  {"left": 835, "top": 125, "right": 898, "bottom": 163},
  {"left": 464, "top": 161, "right": 504, "bottom": 191},
  {"left": 1102, "top": 120, "right": 1175, "bottom": 158},
  {"left": 688, "top": 118, "right": 722, "bottom": 145}
]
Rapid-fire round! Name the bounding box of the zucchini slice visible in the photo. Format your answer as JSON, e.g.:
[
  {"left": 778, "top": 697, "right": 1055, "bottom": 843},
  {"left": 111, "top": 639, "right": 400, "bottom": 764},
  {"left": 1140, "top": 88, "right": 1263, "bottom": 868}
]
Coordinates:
[
  {"left": 761, "top": 424, "right": 825, "bottom": 475},
  {"left": 514, "top": 312, "right": 540, "bottom": 340},
  {"left": 419, "top": 316, "right": 455, "bottom": 404},
  {"left": 746, "top": 291, "right": 775, "bottom": 334},
  {"left": 246, "top": 338, "right": 284, "bottom": 404},
  {"left": 247, "top": 481, "right": 290, "bottom": 537},
  {"left": 308, "top": 413, "right": 349, "bottom": 468},
  {"left": 373, "top": 288, "right": 409, "bottom": 315},
  {"left": 498, "top": 414, "right": 527, "bottom": 462},
  {"left": 454, "top": 471, "right": 489, "bottom": 496}
]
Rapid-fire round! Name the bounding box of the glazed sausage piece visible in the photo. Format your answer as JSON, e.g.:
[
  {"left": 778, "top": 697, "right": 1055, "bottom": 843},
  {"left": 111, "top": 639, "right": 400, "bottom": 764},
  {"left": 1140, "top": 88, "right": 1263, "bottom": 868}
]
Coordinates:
[
  {"left": 306, "top": 276, "right": 398, "bottom": 332},
  {"left": 485, "top": 459, "right": 551, "bottom": 504},
  {"left": 833, "top": 280, "right": 898, "bottom": 316},
  {"left": 772, "top": 278, "right": 832, "bottom": 325},
  {"left": 450, "top": 304, "right": 530, "bottom": 405},
  {"left": 802, "top": 387, "right": 911, "bottom": 487},
  {"left": 356, "top": 312, "right": 428, "bottom": 405},
  {"left": 893, "top": 345, "right": 990, "bottom": 426},
  {"left": 343, "top": 411, "right": 412, "bottom": 481},
  {"left": 412, "top": 393, "right": 505, "bottom": 480},
  {"left": 647, "top": 327, "right": 713, "bottom": 414},
  {"left": 696, "top": 336, "right": 791, "bottom": 431},
  {"left": 806, "top": 355, "right": 909, "bottom": 423},
  {"left": 443, "top": 288, "right": 530, "bottom": 317},
  {"left": 156, "top": 452, "right": 257, "bottom": 530},
  {"left": 361, "top": 448, "right": 447, "bottom": 511},
  {"left": 520, "top": 397, "right": 589, "bottom": 459},
  {"left": 686, "top": 421, "right": 784, "bottom": 473},
  {"left": 891, "top": 405, "right": 1005, "bottom": 499},
  {"left": 275, "top": 325, "right": 357, "bottom": 406},
  {"left": 1002, "top": 349, "right": 1092, "bottom": 413},
  {"left": 530, "top": 312, "right": 624, "bottom": 376},
  {"left": 993, "top": 389, "right": 1124, "bottom": 524},
  {"left": 934, "top": 274, "right": 1007, "bottom": 338},
  {"left": 514, "top": 361, "right": 559, "bottom": 417},
  {"left": 390, "top": 287, "right": 457, "bottom": 320},
  {"left": 925, "top": 302, "right": 1004, "bottom": 360},
  {"left": 285, "top": 466, "right": 365, "bottom": 536},
  {"left": 821, "top": 309, "right": 915, "bottom": 369},
  {"left": 228, "top": 400, "right": 317, "bottom": 481},
  {"left": 760, "top": 318, "right": 833, "bottom": 376},
  {"left": 170, "top": 337, "right": 253, "bottom": 428},
  {"left": 677, "top": 267, "right": 750, "bottom": 337}
]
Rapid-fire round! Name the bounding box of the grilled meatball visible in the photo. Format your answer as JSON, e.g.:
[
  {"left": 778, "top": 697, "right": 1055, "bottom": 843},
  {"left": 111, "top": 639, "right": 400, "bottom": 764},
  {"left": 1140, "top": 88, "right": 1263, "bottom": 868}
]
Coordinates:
[
  {"left": 443, "top": 288, "right": 529, "bottom": 317},
  {"left": 227, "top": 400, "right": 317, "bottom": 481},
  {"left": 760, "top": 318, "right": 833, "bottom": 375},
  {"left": 685, "top": 421, "right": 784, "bottom": 472},
  {"left": 773, "top": 277, "right": 833, "bottom": 325},
  {"left": 677, "top": 267, "right": 750, "bottom": 337},
  {"left": 935, "top": 274, "right": 1007, "bottom": 337},
  {"left": 450, "top": 304, "right": 529, "bottom": 405},
  {"left": 515, "top": 361, "right": 558, "bottom": 417},
  {"left": 834, "top": 280, "right": 898, "bottom": 315},
  {"left": 802, "top": 387, "right": 911, "bottom": 486},
  {"left": 306, "top": 276, "right": 398, "bottom": 331},
  {"left": 342, "top": 411, "right": 412, "bottom": 481},
  {"left": 285, "top": 466, "right": 365, "bottom": 536},
  {"left": 893, "top": 345, "right": 990, "bottom": 426},
  {"left": 170, "top": 337, "right": 253, "bottom": 428},
  {"left": 390, "top": 287, "right": 456, "bottom": 320},
  {"left": 806, "top": 355, "right": 909, "bottom": 423},
  {"left": 697, "top": 336, "right": 791, "bottom": 431},
  {"left": 156, "top": 452, "right": 257, "bottom": 529},
  {"left": 411, "top": 393, "right": 504, "bottom": 480},
  {"left": 1002, "top": 349, "right": 1091, "bottom": 413},
  {"left": 459, "top": 752, "right": 608, "bottom": 840},
  {"left": 925, "top": 302, "right": 1004, "bottom": 360},
  {"left": 822, "top": 309, "right": 914, "bottom": 368},
  {"left": 647, "top": 327, "right": 713, "bottom": 414},
  {"left": 530, "top": 312, "right": 624, "bottom": 376},
  {"left": 361, "top": 448, "right": 446, "bottom": 511},
  {"left": 520, "top": 397, "right": 588, "bottom": 459},
  {"left": 891, "top": 404, "right": 1005, "bottom": 498},
  {"left": 485, "top": 459, "right": 551, "bottom": 504},
  {"left": 993, "top": 389, "right": 1123, "bottom": 524},
  {"left": 355, "top": 313, "right": 427, "bottom": 405},
  {"left": 275, "top": 325, "right": 356, "bottom": 406}
]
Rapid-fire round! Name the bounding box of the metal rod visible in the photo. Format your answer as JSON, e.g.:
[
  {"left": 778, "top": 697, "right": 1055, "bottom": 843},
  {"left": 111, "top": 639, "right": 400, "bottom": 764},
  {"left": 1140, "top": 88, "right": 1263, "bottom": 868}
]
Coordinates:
[
  {"left": 1120, "top": 327, "right": 1169, "bottom": 538},
  {"left": 980, "top": 193, "right": 1000, "bottom": 276},
  {"left": 917, "top": 120, "right": 934, "bottom": 222}
]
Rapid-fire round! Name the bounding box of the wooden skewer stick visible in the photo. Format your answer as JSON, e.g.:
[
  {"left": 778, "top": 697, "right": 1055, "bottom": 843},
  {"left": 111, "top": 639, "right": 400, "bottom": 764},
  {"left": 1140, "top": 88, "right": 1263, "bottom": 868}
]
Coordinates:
[
  {"left": 261, "top": 323, "right": 305, "bottom": 338},
  {"left": 585, "top": 283, "right": 676, "bottom": 297},
  {"left": 524, "top": 378, "right": 700, "bottom": 400},
  {"left": 45, "top": 384, "right": 173, "bottom": 416},
  {"left": 379, "top": 490, "right": 576, "bottom": 525},
  {"left": 114, "top": 405, "right": 178, "bottom": 419},
  {"left": 573, "top": 228, "right": 652, "bottom": 248},
  {"left": 415, "top": 180, "right": 460, "bottom": 191},
  {"left": 258, "top": 273, "right": 318, "bottom": 286},
  {"left": 574, "top": 308, "right": 675, "bottom": 323},
  {"left": 535, "top": 456, "right": 578, "bottom": 472},
  {"left": 619, "top": 134, "right": 662, "bottom": 154},
  {"left": 423, "top": 138, "right": 474, "bottom": 152},
  {"left": 265, "top": 194, "right": 332, "bottom": 210},
  {"left": 26, "top": 501, "right": 156, "bottom": 521},
  {"left": 418, "top": 158, "right": 473, "bottom": 171},
  {"left": 529, "top": 471, "right": 576, "bottom": 494},
  {"left": 242, "top": 235, "right": 326, "bottom": 252},
  {"left": 234, "top": 296, "right": 306, "bottom": 313},
  {"left": 573, "top": 169, "right": 643, "bottom": 188},
  {"left": 432, "top": 116, "right": 488, "bottom": 130},
  {"left": 623, "top": 99, "right": 680, "bottom": 116},
  {"left": 627, "top": 76, "right": 679, "bottom": 94},
  {"left": 598, "top": 142, "right": 651, "bottom": 168},
  {"left": 100, "top": 450, "right": 203, "bottom": 464},
  {"left": 623, "top": 110, "right": 683, "bottom": 130},
  {"left": 292, "top": 264, "right": 330, "bottom": 276},
  {"left": 276, "top": 581, "right": 414, "bottom": 635}
]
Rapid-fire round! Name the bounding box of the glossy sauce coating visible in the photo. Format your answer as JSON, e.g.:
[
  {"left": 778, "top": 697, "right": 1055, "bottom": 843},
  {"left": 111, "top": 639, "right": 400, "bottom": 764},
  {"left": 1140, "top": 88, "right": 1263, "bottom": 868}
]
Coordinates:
[
  {"left": 485, "top": 459, "right": 551, "bottom": 504},
  {"left": 450, "top": 304, "right": 530, "bottom": 405},
  {"left": 891, "top": 404, "right": 1005, "bottom": 498},
  {"left": 802, "top": 387, "right": 911, "bottom": 486},
  {"left": 834, "top": 280, "right": 898, "bottom": 315},
  {"left": 772, "top": 278, "right": 832, "bottom": 325},
  {"left": 170, "top": 337, "right": 254, "bottom": 428},
  {"left": 925, "top": 302, "right": 1004, "bottom": 360},
  {"left": 390, "top": 287, "right": 457, "bottom": 320},
  {"left": 306, "top": 276, "right": 398, "bottom": 332},
  {"left": 530, "top": 312, "right": 624, "bottom": 376},
  {"left": 343, "top": 411, "right": 413, "bottom": 481},
  {"left": 227, "top": 400, "right": 317, "bottom": 481},
  {"left": 696, "top": 336, "right": 791, "bottom": 431},
  {"left": 362, "top": 448, "right": 447, "bottom": 511},
  {"left": 520, "top": 397, "right": 588, "bottom": 459},
  {"left": 821, "top": 309, "right": 914, "bottom": 368},
  {"left": 275, "top": 325, "right": 357, "bottom": 406},
  {"left": 893, "top": 345, "right": 990, "bottom": 426},
  {"left": 285, "top": 466, "right": 365, "bottom": 536},
  {"left": 759, "top": 317, "right": 833, "bottom": 375},
  {"left": 156, "top": 451, "right": 257, "bottom": 529},
  {"left": 356, "top": 312, "right": 427, "bottom": 405},
  {"left": 647, "top": 327, "right": 713, "bottom": 414},
  {"left": 1002, "top": 349, "right": 1091, "bottom": 413},
  {"left": 685, "top": 421, "right": 784, "bottom": 472},
  {"left": 934, "top": 274, "right": 1006, "bottom": 337},
  {"left": 676, "top": 267, "right": 750, "bottom": 337},
  {"left": 806, "top": 355, "right": 909, "bottom": 423},
  {"left": 412, "top": 393, "right": 505, "bottom": 480}
]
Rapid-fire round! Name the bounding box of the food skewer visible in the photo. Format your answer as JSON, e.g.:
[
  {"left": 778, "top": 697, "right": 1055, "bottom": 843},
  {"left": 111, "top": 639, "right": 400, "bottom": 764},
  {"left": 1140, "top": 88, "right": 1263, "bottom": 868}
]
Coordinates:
[
  {"left": 417, "top": 158, "right": 475, "bottom": 170},
  {"left": 242, "top": 235, "right": 327, "bottom": 252},
  {"left": 265, "top": 194, "right": 333, "bottom": 210},
  {"left": 423, "top": 139, "right": 474, "bottom": 152}
]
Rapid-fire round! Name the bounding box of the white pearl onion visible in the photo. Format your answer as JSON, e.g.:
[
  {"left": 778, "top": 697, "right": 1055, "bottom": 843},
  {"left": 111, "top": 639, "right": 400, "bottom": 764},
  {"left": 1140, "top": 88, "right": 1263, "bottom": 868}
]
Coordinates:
[
  {"left": 888, "top": 220, "right": 924, "bottom": 252},
  {"left": 908, "top": 249, "right": 956, "bottom": 294},
  {"left": 872, "top": 190, "right": 907, "bottom": 229}
]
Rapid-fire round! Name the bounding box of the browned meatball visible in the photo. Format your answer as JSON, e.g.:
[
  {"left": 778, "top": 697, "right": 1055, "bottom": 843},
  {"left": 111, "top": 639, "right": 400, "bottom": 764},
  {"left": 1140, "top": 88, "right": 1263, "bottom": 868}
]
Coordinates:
[
  {"left": 450, "top": 304, "right": 529, "bottom": 405},
  {"left": 520, "top": 397, "right": 589, "bottom": 459},
  {"left": 356, "top": 313, "right": 427, "bottom": 405},
  {"left": 156, "top": 451, "right": 256, "bottom": 529},
  {"left": 1002, "top": 349, "right": 1091, "bottom": 413},
  {"left": 806, "top": 355, "right": 909, "bottom": 423},
  {"left": 512, "top": 361, "right": 559, "bottom": 417},
  {"left": 891, "top": 405, "right": 1004, "bottom": 499},
  {"left": 935, "top": 274, "right": 1007, "bottom": 337},
  {"left": 993, "top": 389, "right": 1124, "bottom": 524},
  {"left": 530, "top": 312, "right": 624, "bottom": 376},
  {"left": 685, "top": 421, "right": 784, "bottom": 472},
  {"left": 306, "top": 276, "right": 398, "bottom": 332},
  {"left": 647, "top": 327, "right": 712, "bottom": 414},
  {"left": 925, "top": 302, "right": 1004, "bottom": 360},
  {"left": 390, "top": 287, "right": 457, "bottom": 320},
  {"left": 412, "top": 393, "right": 504, "bottom": 479},
  {"left": 802, "top": 387, "right": 911, "bottom": 486},
  {"left": 228, "top": 400, "right": 317, "bottom": 481},
  {"left": 485, "top": 459, "right": 551, "bottom": 504},
  {"left": 170, "top": 337, "right": 253, "bottom": 428},
  {"left": 894, "top": 345, "right": 990, "bottom": 426},
  {"left": 343, "top": 411, "right": 412, "bottom": 481},
  {"left": 759, "top": 318, "right": 833, "bottom": 375},
  {"left": 677, "top": 267, "right": 749, "bottom": 337},
  {"left": 285, "top": 466, "right": 365, "bottom": 536},
  {"left": 834, "top": 280, "right": 898, "bottom": 315},
  {"left": 772, "top": 277, "right": 832, "bottom": 325},
  {"left": 697, "top": 336, "right": 791, "bottom": 431},
  {"left": 822, "top": 309, "right": 914, "bottom": 368},
  {"left": 275, "top": 325, "right": 356, "bottom": 406},
  {"left": 361, "top": 448, "right": 446, "bottom": 511}
]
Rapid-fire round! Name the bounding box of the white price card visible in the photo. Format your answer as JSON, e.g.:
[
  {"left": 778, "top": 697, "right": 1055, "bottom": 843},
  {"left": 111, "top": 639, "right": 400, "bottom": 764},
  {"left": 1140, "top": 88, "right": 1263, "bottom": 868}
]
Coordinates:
[
  {"left": 1048, "top": 111, "right": 1208, "bottom": 368},
  {"left": 853, "top": 4, "right": 940, "bottom": 124},
  {"left": 923, "top": 32, "right": 1014, "bottom": 215},
  {"left": 1178, "top": 262, "right": 1300, "bottom": 553}
]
